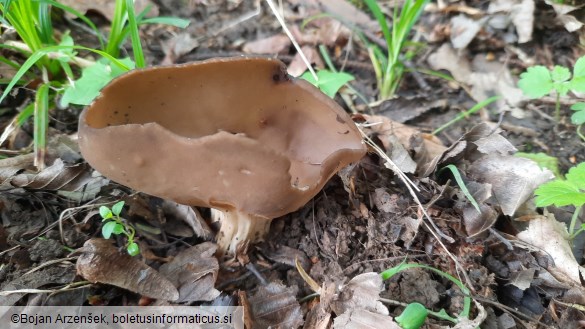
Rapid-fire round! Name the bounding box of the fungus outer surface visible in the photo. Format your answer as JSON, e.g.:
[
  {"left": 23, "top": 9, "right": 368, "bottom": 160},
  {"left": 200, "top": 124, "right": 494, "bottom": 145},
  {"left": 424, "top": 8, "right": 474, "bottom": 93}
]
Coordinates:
[{"left": 78, "top": 57, "right": 366, "bottom": 219}]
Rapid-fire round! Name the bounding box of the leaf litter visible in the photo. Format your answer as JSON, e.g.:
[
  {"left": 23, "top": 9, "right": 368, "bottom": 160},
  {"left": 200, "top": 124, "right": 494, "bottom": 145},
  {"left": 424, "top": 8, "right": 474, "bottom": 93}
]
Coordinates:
[{"left": 1, "top": 0, "right": 584, "bottom": 328}]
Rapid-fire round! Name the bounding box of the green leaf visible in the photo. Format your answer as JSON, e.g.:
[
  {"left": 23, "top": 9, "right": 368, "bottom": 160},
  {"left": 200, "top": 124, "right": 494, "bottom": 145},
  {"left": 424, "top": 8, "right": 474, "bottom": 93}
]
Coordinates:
[
  {"left": 112, "top": 201, "right": 125, "bottom": 216},
  {"left": 571, "top": 109, "right": 585, "bottom": 125},
  {"left": 61, "top": 57, "right": 134, "bottom": 106},
  {"left": 301, "top": 70, "right": 354, "bottom": 98},
  {"left": 99, "top": 206, "right": 112, "bottom": 219},
  {"left": 515, "top": 152, "right": 561, "bottom": 179},
  {"left": 571, "top": 102, "right": 585, "bottom": 112},
  {"left": 140, "top": 16, "right": 190, "bottom": 28},
  {"left": 551, "top": 65, "right": 571, "bottom": 83},
  {"left": 571, "top": 56, "right": 585, "bottom": 92},
  {"left": 518, "top": 66, "right": 553, "bottom": 98},
  {"left": 102, "top": 221, "right": 118, "bottom": 239},
  {"left": 535, "top": 180, "right": 585, "bottom": 207},
  {"left": 395, "top": 302, "right": 428, "bottom": 329},
  {"left": 112, "top": 223, "right": 125, "bottom": 235},
  {"left": 127, "top": 242, "right": 140, "bottom": 256},
  {"left": 565, "top": 162, "right": 585, "bottom": 190}
]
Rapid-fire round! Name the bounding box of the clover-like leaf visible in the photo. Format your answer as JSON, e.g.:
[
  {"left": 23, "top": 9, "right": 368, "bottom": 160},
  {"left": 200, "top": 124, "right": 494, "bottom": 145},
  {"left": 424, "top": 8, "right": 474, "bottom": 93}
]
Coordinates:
[
  {"left": 571, "top": 102, "right": 585, "bottom": 125},
  {"left": 112, "top": 201, "right": 125, "bottom": 216},
  {"left": 99, "top": 206, "right": 112, "bottom": 220},
  {"left": 518, "top": 66, "right": 553, "bottom": 98},
  {"left": 551, "top": 65, "right": 571, "bottom": 83},
  {"left": 102, "top": 221, "right": 119, "bottom": 239}
]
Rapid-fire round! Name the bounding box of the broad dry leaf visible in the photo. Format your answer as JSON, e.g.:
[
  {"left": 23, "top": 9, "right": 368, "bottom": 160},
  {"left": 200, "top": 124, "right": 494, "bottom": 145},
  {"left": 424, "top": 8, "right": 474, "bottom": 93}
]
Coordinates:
[
  {"left": 158, "top": 242, "right": 220, "bottom": 302},
  {"left": 450, "top": 14, "right": 485, "bottom": 49},
  {"left": 544, "top": 0, "right": 583, "bottom": 32},
  {"left": 248, "top": 282, "right": 304, "bottom": 329},
  {"left": 242, "top": 34, "right": 291, "bottom": 54},
  {"left": 333, "top": 309, "right": 400, "bottom": 329},
  {"left": 468, "top": 154, "right": 554, "bottom": 216},
  {"left": 517, "top": 214, "right": 585, "bottom": 285},
  {"left": 488, "top": 0, "right": 535, "bottom": 43},
  {"left": 161, "top": 200, "right": 212, "bottom": 239},
  {"left": 331, "top": 272, "right": 389, "bottom": 316},
  {"left": 76, "top": 239, "right": 179, "bottom": 301}
]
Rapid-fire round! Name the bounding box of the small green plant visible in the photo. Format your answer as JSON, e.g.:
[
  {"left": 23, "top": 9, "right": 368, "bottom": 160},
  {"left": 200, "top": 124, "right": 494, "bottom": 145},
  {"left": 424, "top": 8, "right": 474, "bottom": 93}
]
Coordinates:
[
  {"left": 362, "top": 0, "right": 429, "bottom": 100},
  {"left": 0, "top": 0, "right": 188, "bottom": 169},
  {"left": 534, "top": 162, "right": 585, "bottom": 239},
  {"left": 381, "top": 262, "right": 472, "bottom": 326},
  {"left": 99, "top": 201, "right": 140, "bottom": 256},
  {"left": 301, "top": 70, "right": 354, "bottom": 98},
  {"left": 518, "top": 56, "right": 585, "bottom": 121},
  {"left": 570, "top": 102, "right": 585, "bottom": 141},
  {"left": 395, "top": 302, "right": 428, "bottom": 329}
]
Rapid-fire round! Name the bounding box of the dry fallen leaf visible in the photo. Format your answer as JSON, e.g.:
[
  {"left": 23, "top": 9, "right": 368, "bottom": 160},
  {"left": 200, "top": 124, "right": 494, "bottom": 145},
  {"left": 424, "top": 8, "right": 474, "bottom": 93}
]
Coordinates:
[
  {"left": 76, "top": 239, "right": 179, "bottom": 301},
  {"left": 58, "top": 0, "right": 158, "bottom": 21},
  {"left": 242, "top": 34, "right": 291, "bottom": 54},
  {"left": 331, "top": 272, "right": 389, "bottom": 316},
  {"left": 517, "top": 213, "right": 585, "bottom": 285},
  {"left": 158, "top": 242, "right": 220, "bottom": 302},
  {"left": 333, "top": 309, "right": 400, "bottom": 329},
  {"left": 248, "top": 282, "right": 304, "bottom": 329},
  {"left": 488, "top": 0, "right": 535, "bottom": 43}
]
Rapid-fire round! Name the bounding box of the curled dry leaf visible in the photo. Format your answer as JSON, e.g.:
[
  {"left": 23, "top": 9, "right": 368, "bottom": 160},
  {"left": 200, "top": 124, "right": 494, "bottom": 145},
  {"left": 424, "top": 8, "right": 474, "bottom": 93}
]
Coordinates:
[
  {"left": 488, "top": 0, "right": 535, "bottom": 43},
  {"left": 468, "top": 154, "right": 554, "bottom": 216},
  {"left": 248, "top": 282, "right": 304, "bottom": 329},
  {"left": 161, "top": 200, "right": 212, "bottom": 239},
  {"left": 331, "top": 272, "right": 389, "bottom": 316},
  {"left": 76, "top": 239, "right": 179, "bottom": 301},
  {"left": 158, "top": 242, "right": 220, "bottom": 302},
  {"left": 517, "top": 213, "right": 585, "bottom": 286}
]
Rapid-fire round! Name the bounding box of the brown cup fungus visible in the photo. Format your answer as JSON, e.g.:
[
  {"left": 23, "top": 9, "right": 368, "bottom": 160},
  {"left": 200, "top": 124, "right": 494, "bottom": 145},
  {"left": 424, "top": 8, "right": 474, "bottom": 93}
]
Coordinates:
[{"left": 78, "top": 57, "right": 366, "bottom": 256}]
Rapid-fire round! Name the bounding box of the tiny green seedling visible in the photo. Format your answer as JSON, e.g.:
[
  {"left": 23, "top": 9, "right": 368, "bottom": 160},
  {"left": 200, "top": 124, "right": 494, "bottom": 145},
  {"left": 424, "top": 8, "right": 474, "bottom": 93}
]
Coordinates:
[
  {"left": 99, "top": 201, "right": 140, "bottom": 256},
  {"left": 535, "top": 162, "right": 585, "bottom": 239},
  {"left": 395, "top": 302, "right": 428, "bottom": 329},
  {"left": 518, "top": 56, "right": 585, "bottom": 121}
]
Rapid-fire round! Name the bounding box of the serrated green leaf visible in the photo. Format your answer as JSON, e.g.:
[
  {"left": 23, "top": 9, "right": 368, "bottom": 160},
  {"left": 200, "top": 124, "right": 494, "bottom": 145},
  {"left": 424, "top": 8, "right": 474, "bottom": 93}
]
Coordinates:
[
  {"left": 127, "top": 242, "right": 140, "bottom": 256},
  {"left": 61, "top": 57, "right": 135, "bottom": 107},
  {"left": 553, "top": 80, "right": 571, "bottom": 96},
  {"left": 534, "top": 180, "right": 585, "bottom": 207},
  {"left": 565, "top": 162, "right": 585, "bottom": 190},
  {"left": 551, "top": 65, "right": 571, "bottom": 83},
  {"left": 301, "top": 70, "right": 354, "bottom": 98},
  {"left": 570, "top": 76, "right": 585, "bottom": 93},
  {"left": 515, "top": 152, "right": 561, "bottom": 178},
  {"left": 518, "top": 66, "right": 553, "bottom": 98},
  {"left": 99, "top": 206, "right": 112, "bottom": 219},
  {"left": 102, "top": 221, "right": 117, "bottom": 239},
  {"left": 112, "top": 201, "right": 125, "bottom": 216}
]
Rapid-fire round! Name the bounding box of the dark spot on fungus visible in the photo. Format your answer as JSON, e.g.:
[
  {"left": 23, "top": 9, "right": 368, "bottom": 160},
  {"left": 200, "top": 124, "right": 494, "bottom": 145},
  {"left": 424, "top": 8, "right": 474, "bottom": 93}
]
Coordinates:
[
  {"left": 336, "top": 114, "right": 346, "bottom": 124},
  {"left": 124, "top": 113, "right": 129, "bottom": 117},
  {"left": 259, "top": 118, "right": 268, "bottom": 127},
  {"left": 272, "top": 66, "right": 290, "bottom": 83},
  {"left": 161, "top": 102, "right": 165, "bottom": 106},
  {"left": 128, "top": 105, "right": 132, "bottom": 109},
  {"left": 114, "top": 111, "right": 119, "bottom": 115},
  {"left": 272, "top": 74, "right": 280, "bottom": 82}
]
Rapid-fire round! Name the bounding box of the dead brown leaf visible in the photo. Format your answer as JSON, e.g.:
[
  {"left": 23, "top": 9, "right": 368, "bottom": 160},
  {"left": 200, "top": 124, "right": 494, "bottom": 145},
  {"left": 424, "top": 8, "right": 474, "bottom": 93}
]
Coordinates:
[
  {"left": 517, "top": 213, "right": 585, "bottom": 286},
  {"left": 76, "top": 239, "right": 179, "bottom": 301},
  {"left": 248, "top": 282, "right": 304, "bottom": 329},
  {"left": 331, "top": 272, "right": 389, "bottom": 316},
  {"left": 58, "top": 0, "right": 158, "bottom": 21},
  {"left": 333, "top": 309, "right": 400, "bottom": 329},
  {"left": 242, "top": 34, "right": 291, "bottom": 54},
  {"left": 158, "top": 242, "right": 220, "bottom": 302}
]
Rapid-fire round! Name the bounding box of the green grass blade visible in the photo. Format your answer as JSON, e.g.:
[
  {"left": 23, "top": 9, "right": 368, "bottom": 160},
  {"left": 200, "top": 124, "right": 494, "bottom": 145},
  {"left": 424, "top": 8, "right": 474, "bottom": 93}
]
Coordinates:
[
  {"left": 432, "top": 96, "right": 500, "bottom": 135},
  {"left": 139, "top": 16, "right": 190, "bottom": 28},
  {"left": 0, "top": 45, "right": 131, "bottom": 105},
  {"left": 34, "top": 82, "right": 49, "bottom": 170},
  {"left": 441, "top": 164, "right": 481, "bottom": 213},
  {"left": 106, "top": 0, "right": 127, "bottom": 57},
  {"left": 37, "top": 1, "right": 54, "bottom": 45},
  {"left": 362, "top": 0, "right": 391, "bottom": 54},
  {"left": 37, "top": 0, "right": 106, "bottom": 49},
  {"left": 125, "top": 0, "right": 144, "bottom": 68}
]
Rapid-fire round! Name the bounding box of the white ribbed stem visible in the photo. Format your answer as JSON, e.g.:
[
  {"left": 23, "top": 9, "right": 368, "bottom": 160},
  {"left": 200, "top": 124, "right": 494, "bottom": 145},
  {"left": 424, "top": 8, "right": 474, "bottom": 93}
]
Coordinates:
[{"left": 211, "top": 209, "right": 272, "bottom": 257}]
